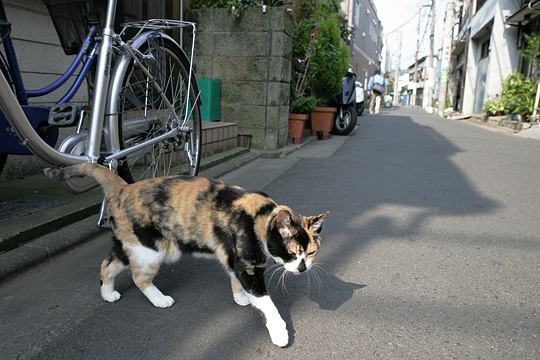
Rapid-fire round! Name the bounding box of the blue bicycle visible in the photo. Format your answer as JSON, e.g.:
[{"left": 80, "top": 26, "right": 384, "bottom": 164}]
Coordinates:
[{"left": 0, "top": 0, "right": 202, "bottom": 196}]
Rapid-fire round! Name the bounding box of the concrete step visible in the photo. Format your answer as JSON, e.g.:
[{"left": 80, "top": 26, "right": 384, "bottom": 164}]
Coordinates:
[{"left": 201, "top": 121, "right": 240, "bottom": 156}]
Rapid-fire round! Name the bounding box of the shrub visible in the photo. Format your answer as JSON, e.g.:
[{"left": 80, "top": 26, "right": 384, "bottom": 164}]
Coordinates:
[
  {"left": 501, "top": 73, "right": 537, "bottom": 115},
  {"left": 308, "top": 15, "right": 349, "bottom": 105},
  {"left": 483, "top": 98, "right": 505, "bottom": 116},
  {"left": 290, "top": 95, "right": 318, "bottom": 114}
]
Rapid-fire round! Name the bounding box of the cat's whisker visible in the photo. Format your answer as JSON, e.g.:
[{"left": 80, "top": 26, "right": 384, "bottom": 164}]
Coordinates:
[
  {"left": 311, "top": 267, "right": 323, "bottom": 293},
  {"left": 312, "top": 264, "right": 331, "bottom": 280},
  {"left": 268, "top": 266, "right": 284, "bottom": 289},
  {"left": 265, "top": 263, "right": 281, "bottom": 275},
  {"left": 306, "top": 270, "right": 311, "bottom": 295},
  {"left": 284, "top": 271, "right": 290, "bottom": 295},
  {"left": 274, "top": 267, "right": 286, "bottom": 293},
  {"left": 279, "top": 269, "right": 289, "bottom": 295}
]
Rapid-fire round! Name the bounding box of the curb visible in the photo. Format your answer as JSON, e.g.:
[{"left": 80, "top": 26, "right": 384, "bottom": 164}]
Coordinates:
[
  {"left": 251, "top": 136, "right": 318, "bottom": 158},
  {"left": 0, "top": 217, "right": 106, "bottom": 282},
  {"left": 459, "top": 118, "right": 517, "bottom": 136}
]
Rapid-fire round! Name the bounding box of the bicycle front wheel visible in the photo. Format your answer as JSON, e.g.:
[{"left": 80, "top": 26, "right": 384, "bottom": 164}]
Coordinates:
[{"left": 114, "top": 34, "right": 201, "bottom": 183}]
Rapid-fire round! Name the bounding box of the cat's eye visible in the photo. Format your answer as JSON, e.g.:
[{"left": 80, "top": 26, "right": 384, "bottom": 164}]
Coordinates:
[{"left": 307, "top": 251, "right": 316, "bottom": 256}]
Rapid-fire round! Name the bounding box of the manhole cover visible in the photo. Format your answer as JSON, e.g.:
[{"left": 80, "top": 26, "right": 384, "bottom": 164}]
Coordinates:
[{"left": 0, "top": 195, "right": 72, "bottom": 223}]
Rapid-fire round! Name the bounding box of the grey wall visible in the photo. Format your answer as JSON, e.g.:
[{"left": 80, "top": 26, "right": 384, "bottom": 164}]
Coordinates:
[
  {"left": 189, "top": 8, "right": 292, "bottom": 151},
  {"left": 1, "top": 0, "right": 87, "bottom": 181},
  {"left": 5, "top": 0, "right": 87, "bottom": 105}
]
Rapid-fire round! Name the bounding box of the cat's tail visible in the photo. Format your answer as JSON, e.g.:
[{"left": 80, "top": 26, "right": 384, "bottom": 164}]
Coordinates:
[{"left": 44, "top": 163, "right": 127, "bottom": 199}]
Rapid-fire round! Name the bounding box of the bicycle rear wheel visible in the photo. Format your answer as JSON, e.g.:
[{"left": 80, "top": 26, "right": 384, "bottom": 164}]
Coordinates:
[{"left": 115, "top": 35, "right": 201, "bottom": 183}]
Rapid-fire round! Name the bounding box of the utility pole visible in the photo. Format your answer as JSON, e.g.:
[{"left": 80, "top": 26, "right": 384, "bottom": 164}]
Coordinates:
[
  {"left": 423, "top": 0, "right": 436, "bottom": 111},
  {"left": 393, "top": 31, "right": 403, "bottom": 106},
  {"left": 438, "top": 0, "right": 456, "bottom": 117},
  {"left": 411, "top": 8, "right": 422, "bottom": 107}
]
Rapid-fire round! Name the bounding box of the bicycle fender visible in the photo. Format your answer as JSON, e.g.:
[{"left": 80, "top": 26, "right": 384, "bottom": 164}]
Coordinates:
[{"left": 106, "top": 32, "right": 200, "bottom": 153}]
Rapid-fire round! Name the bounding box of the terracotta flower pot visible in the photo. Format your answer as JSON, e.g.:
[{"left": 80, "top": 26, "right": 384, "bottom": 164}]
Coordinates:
[
  {"left": 310, "top": 106, "right": 337, "bottom": 140},
  {"left": 288, "top": 113, "right": 309, "bottom": 144}
]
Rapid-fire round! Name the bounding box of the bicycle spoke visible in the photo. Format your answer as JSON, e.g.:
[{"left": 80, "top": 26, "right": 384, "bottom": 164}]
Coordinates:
[{"left": 117, "top": 36, "right": 200, "bottom": 181}]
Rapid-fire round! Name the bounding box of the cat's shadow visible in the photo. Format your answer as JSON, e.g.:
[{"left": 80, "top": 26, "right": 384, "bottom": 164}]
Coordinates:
[
  {"left": 266, "top": 268, "right": 366, "bottom": 346},
  {"left": 267, "top": 268, "right": 366, "bottom": 309}
]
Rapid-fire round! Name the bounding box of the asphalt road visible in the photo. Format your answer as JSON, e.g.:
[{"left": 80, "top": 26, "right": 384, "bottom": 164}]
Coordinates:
[{"left": 1, "top": 108, "right": 539, "bottom": 359}]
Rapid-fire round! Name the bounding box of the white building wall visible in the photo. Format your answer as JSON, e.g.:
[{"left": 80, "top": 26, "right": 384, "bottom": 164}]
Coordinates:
[{"left": 462, "top": 0, "right": 520, "bottom": 114}]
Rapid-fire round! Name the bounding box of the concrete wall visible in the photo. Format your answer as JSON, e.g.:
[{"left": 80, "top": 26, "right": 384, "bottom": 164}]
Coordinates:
[
  {"left": 462, "top": 0, "right": 520, "bottom": 114},
  {"left": 188, "top": 8, "right": 293, "bottom": 151}
]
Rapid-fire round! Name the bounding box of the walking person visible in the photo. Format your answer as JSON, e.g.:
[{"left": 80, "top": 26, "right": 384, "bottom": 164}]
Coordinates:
[{"left": 367, "top": 70, "right": 385, "bottom": 114}]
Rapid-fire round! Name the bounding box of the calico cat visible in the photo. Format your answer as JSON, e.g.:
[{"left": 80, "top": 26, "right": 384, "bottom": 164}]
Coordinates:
[{"left": 45, "top": 163, "right": 327, "bottom": 347}]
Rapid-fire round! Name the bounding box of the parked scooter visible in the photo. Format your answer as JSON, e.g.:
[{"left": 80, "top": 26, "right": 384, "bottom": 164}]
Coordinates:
[
  {"left": 355, "top": 80, "right": 365, "bottom": 116},
  {"left": 332, "top": 67, "right": 362, "bottom": 135}
]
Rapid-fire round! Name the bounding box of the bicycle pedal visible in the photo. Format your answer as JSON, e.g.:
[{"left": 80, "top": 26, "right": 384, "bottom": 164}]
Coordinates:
[{"left": 48, "top": 104, "right": 81, "bottom": 127}]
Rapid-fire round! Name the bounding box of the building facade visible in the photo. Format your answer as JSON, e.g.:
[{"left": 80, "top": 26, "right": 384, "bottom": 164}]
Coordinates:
[
  {"left": 341, "top": 0, "right": 383, "bottom": 87},
  {"left": 448, "top": 0, "right": 520, "bottom": 115},
  {"left": 407, "top": 56, "right": 427, "bottom": 107},
  {"left": 506, "top": 0, "right": 540, "bottom": 77}
]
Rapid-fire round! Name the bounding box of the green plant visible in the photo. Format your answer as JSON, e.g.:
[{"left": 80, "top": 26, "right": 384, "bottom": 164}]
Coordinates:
[
  {"left": 264, "top": 0, "right": 292, "bottom": 6},
  {"left": 483, "top": 98, "right": 505, "bottom": 116},
  {"left": 521, "top": 33, "right": 540, "bottom": 76},
  {"left": 290, "top": 95, "right": 318, "bottom": 114},
  {"left": 191, "top": 0, "right": 289, "bottom": 17},
  {"left": 501, "top": 73, "right": 537, "bottom": 115},
  {"left": 308, "top": 15, "right": 349, "bottom": 105}
]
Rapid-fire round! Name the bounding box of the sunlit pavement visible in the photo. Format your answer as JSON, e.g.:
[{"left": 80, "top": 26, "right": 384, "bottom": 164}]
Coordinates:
[{"left": 1, "top": 107, "right": 539, "bottom": 359}]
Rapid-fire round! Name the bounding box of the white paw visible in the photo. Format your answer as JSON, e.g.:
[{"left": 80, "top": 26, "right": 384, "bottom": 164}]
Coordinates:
[
  {"left": 101, "top": 290, "right": 121, "bottom": 303},
  {"left": 150, "top": 295, "right": 175, "bottom": 308},
  {"left": 233, "top": 291, "right": 250, "bottom": 306},
  {"left": 267, "top": 320, "right": 289, "bottom": 347}
]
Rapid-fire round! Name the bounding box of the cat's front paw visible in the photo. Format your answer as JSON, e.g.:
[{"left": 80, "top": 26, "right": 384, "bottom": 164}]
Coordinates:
[
  {"left": 233, "top": 291, "right": 250, "bottom": 306},
  {"left": 150, "top": 295, "right": 175, "bottom": 308},
  {"left": 266, "top": 319, "right": 289, "bottom": 347},
  {"left": 101, "top": 289, "right": 121, "bottom": 303}
]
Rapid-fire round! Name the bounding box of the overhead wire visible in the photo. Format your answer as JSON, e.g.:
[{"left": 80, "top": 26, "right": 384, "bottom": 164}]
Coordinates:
[{"left": 385, "top": 8, "right": 421, "bottom": 35}]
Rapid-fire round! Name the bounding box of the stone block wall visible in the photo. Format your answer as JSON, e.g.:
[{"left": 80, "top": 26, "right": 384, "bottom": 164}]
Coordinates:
[{"left": 188, "top": 8, "right": 293, "bottom": 150}]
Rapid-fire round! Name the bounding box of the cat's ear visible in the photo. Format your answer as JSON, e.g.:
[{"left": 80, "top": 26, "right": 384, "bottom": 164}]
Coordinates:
[
  {"left": 274, "top": 209, "right": 294, "bottom": 239},
  {"left": 307, "top": 211, "right": 329, "bottom": 234}
]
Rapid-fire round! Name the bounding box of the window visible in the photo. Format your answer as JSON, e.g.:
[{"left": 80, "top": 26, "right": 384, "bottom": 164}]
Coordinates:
[
  {"left": 355, "top": 0, "right": 361, "bottom": 27},
  {"left": 476, "top": 0, "right": 487, "bottom": 13},
  {"left": 480, "top": 39, "right": 490, "bottom": 59}
]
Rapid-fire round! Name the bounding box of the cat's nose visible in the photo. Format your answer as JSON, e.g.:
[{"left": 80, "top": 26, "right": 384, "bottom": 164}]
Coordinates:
[{"left": 298, "top": 259, "right": 307, "bottom": 272}]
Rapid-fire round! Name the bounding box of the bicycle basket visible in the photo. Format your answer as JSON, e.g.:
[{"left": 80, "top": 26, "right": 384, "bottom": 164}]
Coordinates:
[{"left": 42, "top": 0, "right": 108, "bottom": 55}]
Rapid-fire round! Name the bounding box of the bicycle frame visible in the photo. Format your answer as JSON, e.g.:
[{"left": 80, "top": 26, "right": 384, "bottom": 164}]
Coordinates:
[{"left": 0, "top": 0, "right": 198, "bottom": 170}]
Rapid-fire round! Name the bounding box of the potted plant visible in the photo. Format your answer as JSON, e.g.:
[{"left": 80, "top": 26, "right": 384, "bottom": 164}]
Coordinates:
[
  {"left": 501, "top": 73, "right": 537, "bottom": 121},
  {"left": 308, "top": 15, "right": 349, "bottom": 139},
  {"left": 483, "top": 98, "right": 505, "bottom": 117},
  {"left": 288, "top": 96, "right": 317, "bottom": 144}
]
